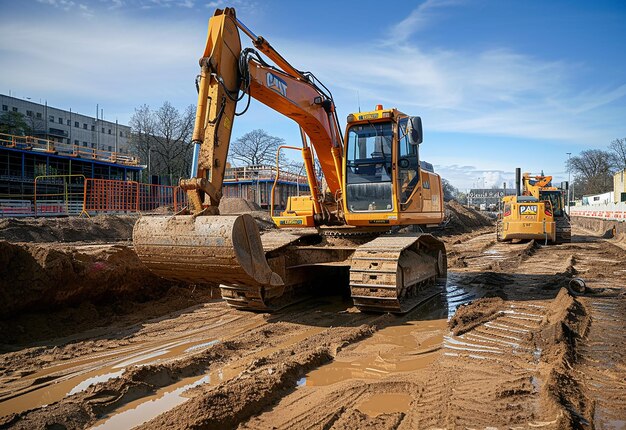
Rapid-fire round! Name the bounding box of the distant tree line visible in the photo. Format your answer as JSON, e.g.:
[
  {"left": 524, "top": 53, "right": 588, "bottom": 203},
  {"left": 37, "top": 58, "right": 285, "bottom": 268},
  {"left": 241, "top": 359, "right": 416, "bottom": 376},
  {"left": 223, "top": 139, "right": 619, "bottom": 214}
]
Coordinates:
[{"left": 566, "top": 138, "right": 626, "bottom": 198}]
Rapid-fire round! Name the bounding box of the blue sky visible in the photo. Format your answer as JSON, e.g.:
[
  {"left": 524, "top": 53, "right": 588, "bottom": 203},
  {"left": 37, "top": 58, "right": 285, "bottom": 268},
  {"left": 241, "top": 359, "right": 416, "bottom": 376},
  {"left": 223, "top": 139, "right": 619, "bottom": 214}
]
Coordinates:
[{"left": 1, "top": 0, "right": 625, "bottom": 190}]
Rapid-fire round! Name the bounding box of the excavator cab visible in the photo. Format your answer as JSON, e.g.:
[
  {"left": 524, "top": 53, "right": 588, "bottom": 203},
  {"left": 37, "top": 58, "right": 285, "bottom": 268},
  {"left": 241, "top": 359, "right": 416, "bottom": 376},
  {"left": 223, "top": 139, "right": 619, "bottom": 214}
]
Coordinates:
[{"left": 341, "top": 106, "right": 444, "bottom": 227}]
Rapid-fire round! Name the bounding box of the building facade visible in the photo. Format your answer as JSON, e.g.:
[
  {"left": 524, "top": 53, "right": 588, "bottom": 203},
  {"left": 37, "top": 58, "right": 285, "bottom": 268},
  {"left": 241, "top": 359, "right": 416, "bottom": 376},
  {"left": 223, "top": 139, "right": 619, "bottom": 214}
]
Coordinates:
[
  {"left": 1, "top": 94, "right": 132, "bottom": 155},
  {"left": 467, "top": 188, "right": 516, "bottom": 210}
]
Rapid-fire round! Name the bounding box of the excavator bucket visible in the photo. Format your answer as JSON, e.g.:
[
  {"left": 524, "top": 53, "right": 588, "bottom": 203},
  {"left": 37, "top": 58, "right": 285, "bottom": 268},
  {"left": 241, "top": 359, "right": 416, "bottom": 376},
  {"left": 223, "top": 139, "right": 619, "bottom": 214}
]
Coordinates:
[{"left": 133, "top": 214, "right": 283, "bottom": 289}]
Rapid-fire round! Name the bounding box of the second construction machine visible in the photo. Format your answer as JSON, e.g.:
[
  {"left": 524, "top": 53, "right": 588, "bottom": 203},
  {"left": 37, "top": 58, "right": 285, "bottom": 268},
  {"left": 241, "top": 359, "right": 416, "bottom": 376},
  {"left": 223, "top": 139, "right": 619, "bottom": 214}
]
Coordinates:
[
  {"left": 133, "top": 8, "right": 447, "bottom": 313},
  {"left": 497, "top": 169, "right": 571, "bottom": 244}
]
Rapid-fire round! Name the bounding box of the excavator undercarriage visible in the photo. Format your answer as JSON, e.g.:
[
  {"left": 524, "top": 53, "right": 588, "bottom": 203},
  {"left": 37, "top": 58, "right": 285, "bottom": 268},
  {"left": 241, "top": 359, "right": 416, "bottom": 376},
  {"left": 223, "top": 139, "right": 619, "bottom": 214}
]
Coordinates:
[{"left": 134, "top": 215, "right": 446, "bottom": 313}]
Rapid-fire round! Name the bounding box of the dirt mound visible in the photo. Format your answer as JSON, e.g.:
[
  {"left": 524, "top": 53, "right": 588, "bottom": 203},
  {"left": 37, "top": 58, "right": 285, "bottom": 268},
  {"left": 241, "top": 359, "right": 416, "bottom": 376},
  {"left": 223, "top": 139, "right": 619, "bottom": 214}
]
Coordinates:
[
  {"left": 538, "top": 288, "right": 592, "bottom": 427},
  {"left": 448, "top": 297, "right": 505, "bottom": 335},
  {"left": 219, "top": 197, "right": 261, "bottom": 214},
  {"left": 0, "top": 241, "right": 176, "bottom": 319},
  {"left": 218, "top": 198, "right": 274, "bottom": 230},
  {"left": 444, "top": 200, "right": 493, "bottom": 234},
  {"left": 0, "top": 215, "right": 136, "bottom": 243}
]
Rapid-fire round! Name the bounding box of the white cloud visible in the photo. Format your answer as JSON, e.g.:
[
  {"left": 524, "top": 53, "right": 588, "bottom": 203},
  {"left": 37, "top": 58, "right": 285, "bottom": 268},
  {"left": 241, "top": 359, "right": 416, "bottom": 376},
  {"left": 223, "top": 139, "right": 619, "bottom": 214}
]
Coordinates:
[
  {"left": 435, "top": 165, "right": 516, "bottom": 190},
  {"left": 0, "top": 12, "right": 200, "bottom": 108},
  {"left": 271, "top": 38, "right": 625, "bottom": 145},
  {"left": 387, "top": 0, "right": 461, "bottom": 45}
]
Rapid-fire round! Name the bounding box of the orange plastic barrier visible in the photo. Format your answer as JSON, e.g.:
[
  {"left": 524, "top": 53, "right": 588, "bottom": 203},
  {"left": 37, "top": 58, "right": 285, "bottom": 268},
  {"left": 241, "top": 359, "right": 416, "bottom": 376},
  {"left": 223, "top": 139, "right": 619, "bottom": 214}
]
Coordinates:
[{"left": 83, "top": 179, "right": 187, "bottom": 215}]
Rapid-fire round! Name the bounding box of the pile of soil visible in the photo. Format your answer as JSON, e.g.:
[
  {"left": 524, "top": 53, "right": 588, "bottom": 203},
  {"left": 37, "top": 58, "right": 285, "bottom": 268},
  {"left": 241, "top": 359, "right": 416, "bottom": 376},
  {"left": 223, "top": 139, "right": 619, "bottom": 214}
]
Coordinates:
[
  {"left": 218, "top": 198, "right": 261, "bottom": 214},
  {"left": 448, "top": 297, "right": 504, "bottom": 335},
  {"left": 219, "top": 198, "right": 275, "bottom": 230},
  {"left": 538, "top": 288, "right": 592, "bottom": 426},
  {"left": 444, "top": 200, "right": 494, "bottom": 234},
  {"left": 0, "top": 215, "right": 136, "bottom": 243},
  {"left": 0, "top": 241, "right": 176, "bottom": 318}
]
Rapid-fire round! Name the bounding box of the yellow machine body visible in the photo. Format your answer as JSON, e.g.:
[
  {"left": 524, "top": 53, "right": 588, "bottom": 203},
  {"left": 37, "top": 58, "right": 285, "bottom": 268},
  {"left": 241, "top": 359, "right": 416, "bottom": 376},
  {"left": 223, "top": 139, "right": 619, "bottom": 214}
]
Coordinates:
[
  {"left": 499, "top": 195, "right": 556, "bottom": 243},
  {"left": 498, "top": 171, "right": 571, "bottom": 244}
]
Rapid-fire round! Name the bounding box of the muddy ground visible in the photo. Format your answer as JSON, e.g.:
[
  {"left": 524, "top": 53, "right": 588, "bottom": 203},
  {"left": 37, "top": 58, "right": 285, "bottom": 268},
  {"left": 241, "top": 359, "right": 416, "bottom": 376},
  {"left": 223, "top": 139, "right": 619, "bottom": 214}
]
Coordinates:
[{"left": 0, "top": 203, "right": 624, "bottom": 429}]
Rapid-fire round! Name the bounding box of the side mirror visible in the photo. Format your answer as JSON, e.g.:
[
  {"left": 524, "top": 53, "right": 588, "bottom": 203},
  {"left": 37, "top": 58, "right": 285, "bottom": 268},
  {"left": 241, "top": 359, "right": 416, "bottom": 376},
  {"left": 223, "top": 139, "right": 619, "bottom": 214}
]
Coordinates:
[{"left": 407, "top": 116, "right": 423, "bottom": 145}]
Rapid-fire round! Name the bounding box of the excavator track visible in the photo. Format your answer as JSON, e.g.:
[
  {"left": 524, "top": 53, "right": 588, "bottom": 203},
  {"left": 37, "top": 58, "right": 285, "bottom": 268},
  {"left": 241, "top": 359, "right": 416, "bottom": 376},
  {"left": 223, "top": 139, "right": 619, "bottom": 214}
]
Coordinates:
[
  {"left": 349, "top": 234, "right": 446, "bottom": 313},
  {"left": 218, "top": 229, "right": 319, "bottom": 311},
  {"left": 555, "top": 215, "right": 572, "bottom": 243}
]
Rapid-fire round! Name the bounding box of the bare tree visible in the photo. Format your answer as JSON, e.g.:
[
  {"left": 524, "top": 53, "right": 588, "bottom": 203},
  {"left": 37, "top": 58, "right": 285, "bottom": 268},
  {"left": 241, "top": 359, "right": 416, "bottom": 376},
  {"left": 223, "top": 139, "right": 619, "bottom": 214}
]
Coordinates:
[
  {"left": 229, "top": 129, "right": 285, "bottom": 167},
  {"left": 609, "top": 137, "right": 626, "bottom": 171},
  {"left": 25, "top": 114, "right": 45, "bottom": 136},
  {"left": 130, "top": 102, "right": 195, "bottom": 184},
  {"left": 566, "top": 149, "right": 615, "bottom": 196}
]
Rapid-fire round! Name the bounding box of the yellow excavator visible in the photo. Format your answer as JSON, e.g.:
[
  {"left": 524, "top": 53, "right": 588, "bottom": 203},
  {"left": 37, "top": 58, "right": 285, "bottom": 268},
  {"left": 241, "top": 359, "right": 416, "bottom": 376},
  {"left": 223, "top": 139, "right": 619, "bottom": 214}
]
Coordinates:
[
  {"left": 497, "top": 168, "right": 571, "bottom": 244},
  {"left": 133, "top": 8, "right": 447, "bottom": 313}
]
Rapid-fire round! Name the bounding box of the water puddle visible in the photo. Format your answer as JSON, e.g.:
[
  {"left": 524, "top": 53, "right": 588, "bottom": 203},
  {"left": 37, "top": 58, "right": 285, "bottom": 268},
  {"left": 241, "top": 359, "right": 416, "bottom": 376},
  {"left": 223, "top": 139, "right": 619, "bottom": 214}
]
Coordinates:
[
  {"left": 68, "top": 370, "right": 125, "bottom": 396},
  {"left": 356, "top": 393, "right": 412, "bottom": 416},
  {"left": 91, "top": 375, "right": 210, "bottom": 429},
  {"left": 301, "top": 319, "right": 447, "bottom": 387},
  {"left": 0, "top": 335, "right": 222, "bottom": 417}
]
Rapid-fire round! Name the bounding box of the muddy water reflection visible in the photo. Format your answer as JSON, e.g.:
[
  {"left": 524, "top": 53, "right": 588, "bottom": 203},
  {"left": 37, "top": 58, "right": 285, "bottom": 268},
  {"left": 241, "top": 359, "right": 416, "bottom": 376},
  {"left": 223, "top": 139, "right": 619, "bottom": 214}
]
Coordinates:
[
  {"left": 91, "top": 375, "right": 210, "bottom": 429},
  {"left": 302, "top": 318, "right": 446, "bottom": 386},
  {"left": 0, "top": 313, "right": 267, "bottom": 418},
  {"left": 0, "top": 336, "right": 220, "bottom": 418},
  {"left": 301, "top": 273, "right": 479, "bottom": 387}
]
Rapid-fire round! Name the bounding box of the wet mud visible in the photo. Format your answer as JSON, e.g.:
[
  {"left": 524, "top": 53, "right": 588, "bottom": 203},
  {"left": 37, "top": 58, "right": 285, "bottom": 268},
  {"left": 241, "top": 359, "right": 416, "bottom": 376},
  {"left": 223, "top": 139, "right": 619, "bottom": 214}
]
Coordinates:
[{"left": 0, "top": 216, "right": 625, "bottom": 429}]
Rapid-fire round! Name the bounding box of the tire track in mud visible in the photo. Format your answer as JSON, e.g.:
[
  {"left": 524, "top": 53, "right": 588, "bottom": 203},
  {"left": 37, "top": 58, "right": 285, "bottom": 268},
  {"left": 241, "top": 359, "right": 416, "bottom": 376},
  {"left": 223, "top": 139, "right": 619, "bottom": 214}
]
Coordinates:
[
  {"left": 0, "top": 296, "right": 386, "bottom": 429},
  {"left": 577, "top": 297, "right": 626, "bottom": 428},
  {"left": 569, "top": 237, "right": 626, "bottom": 429}
]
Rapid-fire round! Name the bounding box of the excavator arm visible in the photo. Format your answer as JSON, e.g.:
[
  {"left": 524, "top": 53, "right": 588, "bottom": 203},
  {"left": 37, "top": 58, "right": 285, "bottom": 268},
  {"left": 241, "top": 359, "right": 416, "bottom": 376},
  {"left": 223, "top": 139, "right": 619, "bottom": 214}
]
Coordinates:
[
  {"left": 132, "top": 8, "right": 345, "bottom": 294},
  {"left": 182, "top": 8, "right": 343, "bottom": 216}
]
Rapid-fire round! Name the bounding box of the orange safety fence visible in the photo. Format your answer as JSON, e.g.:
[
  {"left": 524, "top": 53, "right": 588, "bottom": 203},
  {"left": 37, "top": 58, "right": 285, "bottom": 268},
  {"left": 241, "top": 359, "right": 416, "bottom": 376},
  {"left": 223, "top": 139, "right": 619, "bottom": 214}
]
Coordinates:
[
  {"left": 82, "top": 179, "right": 188, "bottom": 215},
  {"left": 137, "top": 183, "right": 187, "bottom": 212}
]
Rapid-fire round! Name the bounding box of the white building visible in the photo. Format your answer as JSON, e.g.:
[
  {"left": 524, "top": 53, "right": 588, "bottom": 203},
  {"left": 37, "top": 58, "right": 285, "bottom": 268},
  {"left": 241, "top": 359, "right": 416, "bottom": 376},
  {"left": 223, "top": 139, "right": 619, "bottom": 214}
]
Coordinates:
[{"left": 0, "top": 94, "right": 132, "bottom": 155}]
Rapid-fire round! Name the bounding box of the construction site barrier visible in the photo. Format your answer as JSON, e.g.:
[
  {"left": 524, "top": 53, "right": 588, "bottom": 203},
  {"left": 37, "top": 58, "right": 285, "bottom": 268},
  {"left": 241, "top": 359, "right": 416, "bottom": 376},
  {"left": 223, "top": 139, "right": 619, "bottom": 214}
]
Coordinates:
[
  {"left": 0, "top": 200, "right": 33, "bottom": 217},
  {"left": 570, "top": 202, "right": 626, "bottom": 221},
  {"left": 138, "top": 183, "right": 187, "bottom": 212},
  {"left": 2, "top": 178, "right": 188, "bottom": 217},
  {"left": 34, "top": 174, "right": 86, "bottom": 216},
  {"left": 82, "top": 179, "right": 187, "bottom": 215}
]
